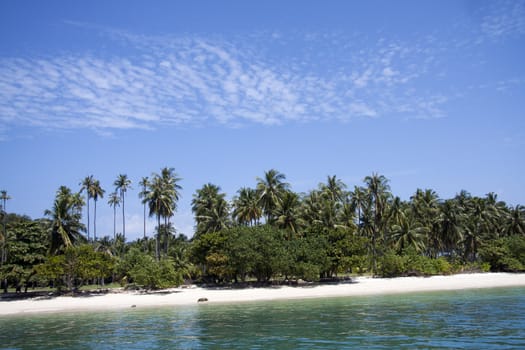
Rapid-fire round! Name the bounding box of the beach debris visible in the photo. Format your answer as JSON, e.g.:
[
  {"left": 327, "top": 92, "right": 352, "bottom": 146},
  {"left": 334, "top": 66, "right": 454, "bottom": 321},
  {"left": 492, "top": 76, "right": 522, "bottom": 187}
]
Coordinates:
[
  {"left": 131, "top": 305, "right": 137, "bottom": 308},
  {"left": 197, "top": 298, "right": 208, "bottom": 303}
]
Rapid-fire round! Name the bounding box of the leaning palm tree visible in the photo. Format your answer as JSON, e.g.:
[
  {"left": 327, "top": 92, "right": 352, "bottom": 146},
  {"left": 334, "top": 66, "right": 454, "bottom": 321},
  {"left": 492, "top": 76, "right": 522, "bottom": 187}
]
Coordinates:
[
  {"left": 256, "top": 169, "right": 290, "bottom": 224},
  {"left": 114, "top": 174, "right": 132, "bottom": 241},
  {"left": 79, "top": 175, "right": 95, "bottom": 240},
  {"left": 107, "top": 192, "right": 120, "bottom": 240},
  {"left": 45, "top": 186, "right": 86, "bottom": 254},
  {"left": 91, "top": 180, "right": 105, "bottom": 241}
]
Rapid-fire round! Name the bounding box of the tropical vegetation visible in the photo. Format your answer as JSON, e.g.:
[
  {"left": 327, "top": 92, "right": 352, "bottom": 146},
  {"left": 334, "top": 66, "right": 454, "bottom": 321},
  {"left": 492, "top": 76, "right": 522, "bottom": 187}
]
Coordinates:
[{"left": 1, "top": 169, "right": 524, "bottom": 293}]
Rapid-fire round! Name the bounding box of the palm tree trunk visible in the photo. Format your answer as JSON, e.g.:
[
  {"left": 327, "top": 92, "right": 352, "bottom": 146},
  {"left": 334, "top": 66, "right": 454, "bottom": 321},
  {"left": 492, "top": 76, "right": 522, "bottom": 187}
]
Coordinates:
[
  {"left": 155, "top": 215, "right": 160, "bottom": 261},
  {"left": 122, "top": 195, "right": 125, "bottom": 241},
  {"left": 113, "top": 205, "right": 116, "bottom": 240},
  {"left": 94, "top": 200, "right": 97, "bottom": 241},
  {"left": 143, "top": 202, "right": 146, "bottom": 239},
  {"left": 86, "top": 197, "right": 90, "bottom": 241}
]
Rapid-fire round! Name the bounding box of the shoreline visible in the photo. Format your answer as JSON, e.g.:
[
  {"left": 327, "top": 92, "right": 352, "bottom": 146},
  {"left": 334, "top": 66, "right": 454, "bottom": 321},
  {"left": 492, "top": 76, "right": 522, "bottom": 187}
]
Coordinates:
[{"left": 1, "top": 273, "right": 525, "bottom": 316}]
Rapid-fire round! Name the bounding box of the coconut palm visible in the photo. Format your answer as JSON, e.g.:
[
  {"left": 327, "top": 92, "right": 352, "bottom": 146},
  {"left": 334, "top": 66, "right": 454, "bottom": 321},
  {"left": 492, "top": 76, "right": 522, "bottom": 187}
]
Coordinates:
[
  {"left": 146, "top": 167, "right": 182, "bottom": 259},
  {"left": 107, "top": 192, "right": 120, "bottom": 240},
  {"left": 438, "top": 199, "right": 464, "bottom": 257},
  {"left": 0, "top": 190, "right": 10, "bottom": 213},
  {"left": 91, "top": 180, "right": 105, "bottom": 241},
  {"left": 45, "top": 186, "right": 85, "bottom": 254},
  {"left": 0, "top": 190, "right": 10, "bottom": 266},
  {"left": 318, "top": 175, "right": 347, "bottom": 229},
  {"left": 114, "top": 174, "right": 132, "bottom": 241},
  {"left": 504, "top": 205, "right": 525, "bottom": 236},
  {"left": 350, "top": 186, "right": 367, "bottom": 231},
  {"left": 274, "top": 191, "right": 303, "bottom": 237},
  {"left": 363, "top": 173, "right": 391, "bottom": 274},
  {"left": 138, "top": 177, "right": 150, "bottom": 239},
  {"left": 192, "top": 183, "right": 230, "bottom": 236},
  {"left": 232, "top": 187, "right": 262, "bottom": 226},
  {"left": 256, "top": 169, "right": 290, "bottom": 223},
  {"left": 79, "top": 175, "right": 95, "bottom": 240},
  {"left": 410, "top": 189, "right": 440, "bottom": 257},
  {"left": 390, "top": 214, "right": 428, "bottom": 254}
]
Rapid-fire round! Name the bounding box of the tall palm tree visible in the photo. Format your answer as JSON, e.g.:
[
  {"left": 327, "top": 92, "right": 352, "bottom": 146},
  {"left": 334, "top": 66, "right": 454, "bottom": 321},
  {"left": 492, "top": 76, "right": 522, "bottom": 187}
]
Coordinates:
[
  {"left": 410, "top": 189, "right": 440, "bottom": 257},
  {"left": 45, "top": 186, "right": 86, "bottom": 254},
  {"left": 0, "top": 190, "right": 10, "bottom": 213},
  {"left": 146, "top": 167, "right": 181, "bottom": 259},
  {"left": 192, "top": 183, "right": 230, "bottom": 236},
  {"left": 0, "top": 190, "right": 10, "bottom": 266},
  {"left": 438, "top": 199, "right": 464, "bottom": 257},
  {"left": 114, "top": 174, "right": 132, "bottom": 241},
  {"left": 107, "top": 192, "right": 120, "bottom": 240},
  {"left": 79, "top": 175, "right": 95, "bottom": 240},
  {"left": 363, "top": 173, "right": 391, "bottom": 275},
  {"left": 318, "top": 175, "right": 347, "bottom": 229},
  {"left": 256, "top": 169, "right": 290, "bottom": 224},
  {"left": 91, "top": 180, "right": 105, "bottom": 241},
  {"left": 350, "top": 186, "right": 367, "bottom": 231},
  {"left": 232, "top": 187, "right": 262, "bottom": 226},
  {"left": 138, "top": 177, "right": 150, "bottom": 239}
]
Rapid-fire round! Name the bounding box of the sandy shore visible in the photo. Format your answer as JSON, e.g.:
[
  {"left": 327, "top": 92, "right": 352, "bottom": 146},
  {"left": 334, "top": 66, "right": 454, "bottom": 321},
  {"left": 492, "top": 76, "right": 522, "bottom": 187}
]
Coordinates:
[{"left": 1, "top": 273, "right": 524, "bottom": 316}]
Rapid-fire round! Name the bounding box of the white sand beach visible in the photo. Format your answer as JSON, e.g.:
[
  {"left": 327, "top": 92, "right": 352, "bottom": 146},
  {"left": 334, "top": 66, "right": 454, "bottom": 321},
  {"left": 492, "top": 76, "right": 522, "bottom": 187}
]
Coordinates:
[{"left": 1, "top": 273, "right": 524, "bottom": 316}]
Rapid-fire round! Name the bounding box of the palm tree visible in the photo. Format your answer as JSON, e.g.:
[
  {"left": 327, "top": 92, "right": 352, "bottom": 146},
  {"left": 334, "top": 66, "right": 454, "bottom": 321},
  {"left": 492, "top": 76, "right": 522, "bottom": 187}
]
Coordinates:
[
  {"left": 79, "top": 175, "right": 95, "bottom": 240},
  {"left": 191, "top": 183, "right": 230, "bottom": 236},
  {"left": 0, "top": 190, "right": 10, "bottom": 266},
  {"left": 138, "top": 177, "right": 150, "bottom": 239},
  {"left": 505, "top": 205, "right": 525, "bottom": 236},
  {"left": 256, "top": 169, "right": 290, "bottom": 224},
  {"left": 107, "top": 192, "right": 120, "bottom": 240},
  {"left": 91, "top": 180, "right": 105, "bottom": 241},
  {"left": 146, "top": 167, "right": 182, "bottom": 259},
  {"left": 410, "top": 189, "right": 440, "bottom": 257},
  {"left": 363, "top": 173, "right": 391, "bottom": 275},
  {"left": 438, "top": 199, "right": 464, "bottom": 257},
  {"left": 350, "top": 186, "right": 367, "bottom": 231},
  {"left": 318, "top": 175, "right": 347, "bottom": 229},
  {"left": 114, "top": 174, "right": 132, "bottom": 241},
  {"left": 0, "top": 190, "right": 10, "bottom": 213},
  {"left": 274, "top": 190, "right": 303, "bottom": 237},
  {"left": 45, "top": 186, "right": 86, "bottom": 254},
  {"left": 390, "top": 214, "right": 428, "bottom": 254},
  {"left": 232, "top": 187, "right": 262, "bottom": 226}
]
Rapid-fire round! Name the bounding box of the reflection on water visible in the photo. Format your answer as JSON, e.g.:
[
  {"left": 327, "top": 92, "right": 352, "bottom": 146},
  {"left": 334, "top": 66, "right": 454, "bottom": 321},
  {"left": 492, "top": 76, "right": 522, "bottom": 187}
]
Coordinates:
[{"left": 1, "top": 287, "right": 524, "bottom": 349}]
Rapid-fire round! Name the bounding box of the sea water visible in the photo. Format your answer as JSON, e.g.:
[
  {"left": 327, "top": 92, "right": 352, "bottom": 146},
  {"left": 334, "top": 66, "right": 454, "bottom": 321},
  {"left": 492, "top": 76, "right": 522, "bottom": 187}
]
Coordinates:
[{"left": 1, "top": 287, "right": 524, "bottom": 349}]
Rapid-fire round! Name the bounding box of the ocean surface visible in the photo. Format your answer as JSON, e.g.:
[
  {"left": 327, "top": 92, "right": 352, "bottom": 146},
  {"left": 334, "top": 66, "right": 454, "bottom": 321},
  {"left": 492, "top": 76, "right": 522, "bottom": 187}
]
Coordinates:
[{"left": 1, "top": 287, "right": 524, "bottom": 349}]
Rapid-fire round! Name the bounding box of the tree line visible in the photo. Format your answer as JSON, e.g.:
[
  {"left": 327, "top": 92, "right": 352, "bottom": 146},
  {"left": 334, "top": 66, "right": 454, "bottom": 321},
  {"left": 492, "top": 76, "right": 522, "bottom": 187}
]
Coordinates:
[{"left": 1, "top": 169, "right": 524, "bottom": 292}]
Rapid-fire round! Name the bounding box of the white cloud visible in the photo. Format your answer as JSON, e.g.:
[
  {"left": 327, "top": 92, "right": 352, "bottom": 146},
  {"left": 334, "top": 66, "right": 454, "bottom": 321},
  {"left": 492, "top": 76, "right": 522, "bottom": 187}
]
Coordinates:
[{"left": 0, "top": 23, "right": 490, "bottom": 135}]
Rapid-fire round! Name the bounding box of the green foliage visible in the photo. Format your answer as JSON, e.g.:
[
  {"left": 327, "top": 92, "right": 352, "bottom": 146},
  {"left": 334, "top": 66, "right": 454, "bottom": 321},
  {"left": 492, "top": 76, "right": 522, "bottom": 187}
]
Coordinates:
[
  {"left": 478, "top": 235, "right": 525, "bottom": 272},
  {"left": 36, "top": 244, "right": 115, "bottom": 290},
  {"left": 0, "top": 217, "right": 49, "bottom": 289},
  {"left": 118, "top": 248, "right": 183, "bottom": 289},
  {"left": 378, "top": 248, "right": 454, "bottom": 277}
]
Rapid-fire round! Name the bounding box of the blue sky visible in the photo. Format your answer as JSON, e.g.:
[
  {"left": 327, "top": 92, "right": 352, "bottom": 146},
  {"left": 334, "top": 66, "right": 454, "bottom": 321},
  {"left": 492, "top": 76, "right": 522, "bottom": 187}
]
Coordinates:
[{"left": 1, "top": 0, "right": 524, "bottom": 239}]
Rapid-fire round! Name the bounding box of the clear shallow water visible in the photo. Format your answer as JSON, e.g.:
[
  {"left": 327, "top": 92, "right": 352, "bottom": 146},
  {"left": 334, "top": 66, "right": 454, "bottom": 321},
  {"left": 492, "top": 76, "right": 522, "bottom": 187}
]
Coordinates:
[{"left": 1, "top": 287, "right": 524, "bottom": 349}]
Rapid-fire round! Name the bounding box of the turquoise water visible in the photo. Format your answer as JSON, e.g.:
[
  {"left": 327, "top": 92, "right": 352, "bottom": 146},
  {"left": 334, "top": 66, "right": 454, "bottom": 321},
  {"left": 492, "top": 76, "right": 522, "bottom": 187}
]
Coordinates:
[{"left": 1, "top": 287, "right": 524, "bottom": 349}]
